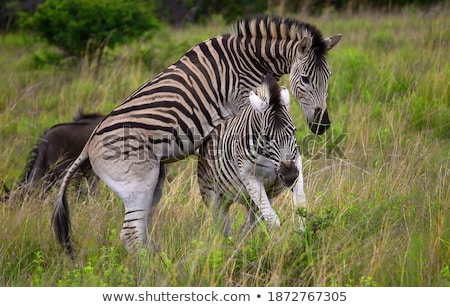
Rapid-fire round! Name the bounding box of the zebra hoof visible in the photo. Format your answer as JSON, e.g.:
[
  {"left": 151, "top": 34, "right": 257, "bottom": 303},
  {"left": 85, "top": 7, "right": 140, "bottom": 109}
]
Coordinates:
[{"left": 264, "top": 215, "right": 281, "bottom": 229}]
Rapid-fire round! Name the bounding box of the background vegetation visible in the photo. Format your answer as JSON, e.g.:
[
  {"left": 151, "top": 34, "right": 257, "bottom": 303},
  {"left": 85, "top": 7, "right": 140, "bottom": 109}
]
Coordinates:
[
  {"left": 19, "top": 0, "right": 159, "bottom": 60},
  {"left": 0, "top": 1, "right": 449, "bottom": 286},
  {"left": 0, "top": 0, "right": 444, "bottom": 32}
]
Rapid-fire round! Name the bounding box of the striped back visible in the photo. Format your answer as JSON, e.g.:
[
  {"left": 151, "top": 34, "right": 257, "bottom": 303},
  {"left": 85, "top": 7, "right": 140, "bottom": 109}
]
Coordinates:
[{"left": 89, "top": 17, "right": 340, "bottom": 165}]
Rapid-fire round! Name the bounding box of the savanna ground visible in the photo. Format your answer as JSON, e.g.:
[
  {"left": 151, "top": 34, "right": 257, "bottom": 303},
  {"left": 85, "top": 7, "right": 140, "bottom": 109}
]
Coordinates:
[{"left": 0, "top": 6, "right": 449, "bottom": 287}]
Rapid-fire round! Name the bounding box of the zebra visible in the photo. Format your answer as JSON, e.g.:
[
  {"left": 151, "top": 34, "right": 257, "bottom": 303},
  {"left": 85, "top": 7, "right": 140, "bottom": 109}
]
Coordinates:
[
  {"left": 197, "top": 73, "right": 306, "bottom": 237},
  {"left": 53, "top": 16, "right": 341, "bottom": 256}
]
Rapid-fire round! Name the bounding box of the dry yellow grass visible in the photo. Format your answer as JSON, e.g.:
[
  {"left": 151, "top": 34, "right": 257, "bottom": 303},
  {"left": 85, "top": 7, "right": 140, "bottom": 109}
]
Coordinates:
[{"left": 1, "top": 7, "right": 449, "bottom": 286}]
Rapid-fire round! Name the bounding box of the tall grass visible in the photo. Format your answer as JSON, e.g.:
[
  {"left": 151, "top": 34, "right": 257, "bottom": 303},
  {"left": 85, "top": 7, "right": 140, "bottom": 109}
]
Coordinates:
[{"left": 1, "top": 8, "right": 449, "bottom": 286}]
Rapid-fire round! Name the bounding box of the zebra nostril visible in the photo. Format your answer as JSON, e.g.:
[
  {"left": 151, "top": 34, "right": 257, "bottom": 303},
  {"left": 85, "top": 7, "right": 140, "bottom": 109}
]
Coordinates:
[
  {"left": 278, "top": 161, "right": 299, "bottom": 187},
  {"left": 309, "top": 108, "right": 331, "bottom": 135}
]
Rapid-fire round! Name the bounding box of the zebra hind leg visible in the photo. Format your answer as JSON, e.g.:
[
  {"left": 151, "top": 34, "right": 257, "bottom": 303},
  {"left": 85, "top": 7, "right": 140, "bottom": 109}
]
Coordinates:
[
  {"left": 93, "top": 159, "right": 163, "bottom": 254},
  {"left": 211, "top": 194, "right": 233, "bottom": 238},
  {"left": 121, "top": 163, "right": 164, "bottom": 254},
  {"left": 240, "top": 201, "right": 258, "bottom": 236}
]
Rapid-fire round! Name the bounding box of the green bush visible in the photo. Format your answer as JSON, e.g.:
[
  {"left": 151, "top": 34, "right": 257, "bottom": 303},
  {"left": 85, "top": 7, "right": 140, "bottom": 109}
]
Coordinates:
[{"left": 20, "top": 0, "right": 159, "bottom": 60}]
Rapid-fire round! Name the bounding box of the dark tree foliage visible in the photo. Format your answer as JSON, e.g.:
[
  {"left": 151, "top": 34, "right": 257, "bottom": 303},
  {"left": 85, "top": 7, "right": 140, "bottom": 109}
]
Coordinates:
[
  {"left": 0, "top": 0, "right": 44, "bottom": 33},
  {"left": 208, "top": 0, "right": 267, "bottom": 23},
  {"left": 153, "top": 0, "right": 444, "bottom": 25},
  {"left": 19, "top": 0, "right": 159, "bottom": 59},
  {"left": 153, "top": 0, "right": 267, "bottom": 25},
  {"left": 297, "top": 0, "right": 442, "bottom": 14},
  {"left": 2, "top": 0, "right": 443, "bottom": 34}
]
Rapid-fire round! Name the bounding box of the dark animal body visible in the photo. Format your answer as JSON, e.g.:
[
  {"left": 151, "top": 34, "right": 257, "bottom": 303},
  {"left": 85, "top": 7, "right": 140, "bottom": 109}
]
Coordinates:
[{"left": 2, "top": 110, "right": 104, "bottom": 199}]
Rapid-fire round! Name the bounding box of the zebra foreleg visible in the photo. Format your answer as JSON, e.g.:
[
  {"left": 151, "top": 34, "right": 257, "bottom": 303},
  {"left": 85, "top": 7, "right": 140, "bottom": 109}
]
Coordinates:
[
  {"left": 242, "top": 176, "right": 281, "bottom": 230},
  {"left": 292, "top": 155, "right": 307, "bottom": 231}
]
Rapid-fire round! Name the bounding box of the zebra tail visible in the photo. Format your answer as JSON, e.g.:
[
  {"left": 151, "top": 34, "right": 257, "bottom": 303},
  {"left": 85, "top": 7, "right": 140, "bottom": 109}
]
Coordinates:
[
  {"left": 22, "top": 139, "right": 46, "bottom": 187},
  {"left": 52, "top": 147, "right": 89, "bottom": 259},
  {"left": 1, "top": 182, "right": 10, "bottom": 201}
]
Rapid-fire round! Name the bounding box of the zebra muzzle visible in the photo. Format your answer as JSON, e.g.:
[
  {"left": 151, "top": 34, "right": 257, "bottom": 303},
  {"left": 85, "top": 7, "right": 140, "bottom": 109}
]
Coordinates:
[
  {"left": 277, "top": 160, "right": 299, "bottom": 188},
  {"left": 309, "top": 108, "right": 331, "bottom": 135}
]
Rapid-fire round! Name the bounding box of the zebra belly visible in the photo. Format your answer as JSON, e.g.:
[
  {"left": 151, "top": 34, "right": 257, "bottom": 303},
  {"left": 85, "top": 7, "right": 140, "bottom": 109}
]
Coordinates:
[{"left": 90, "top": 121, "right": 211, "bottom": 165}]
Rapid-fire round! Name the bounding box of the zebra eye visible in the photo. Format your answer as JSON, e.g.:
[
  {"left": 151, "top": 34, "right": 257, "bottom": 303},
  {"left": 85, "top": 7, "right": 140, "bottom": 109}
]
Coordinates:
[{"left": 301, "top": 75, "right": 310, "bottom": 84}]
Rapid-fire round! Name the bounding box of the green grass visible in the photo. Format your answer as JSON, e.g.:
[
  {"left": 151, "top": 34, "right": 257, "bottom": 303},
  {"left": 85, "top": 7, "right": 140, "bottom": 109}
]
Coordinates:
[{"left": 1, "top": 7, "right": 449, "bottom": 286}]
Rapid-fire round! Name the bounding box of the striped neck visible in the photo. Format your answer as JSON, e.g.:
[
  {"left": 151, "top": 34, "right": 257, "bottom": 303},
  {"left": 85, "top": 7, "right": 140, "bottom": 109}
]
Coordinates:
[{"left": 231, "top": 16, "right": 327, "bottom": 75}]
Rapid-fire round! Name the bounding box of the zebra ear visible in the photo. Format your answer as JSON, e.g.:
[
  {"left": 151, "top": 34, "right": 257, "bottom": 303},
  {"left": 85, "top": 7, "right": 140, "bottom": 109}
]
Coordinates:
[
  {"left": 280, "top": 86, "right": 290, "bottom": 109},
  {"left": 249, "top": 91, "right": 266, "bottom": 112},
  {"left": 323, "top": 34, "right": 342, "bottom": 51},
  {"left": 298, "top": 36, "right": 312, "bottom": 54}
]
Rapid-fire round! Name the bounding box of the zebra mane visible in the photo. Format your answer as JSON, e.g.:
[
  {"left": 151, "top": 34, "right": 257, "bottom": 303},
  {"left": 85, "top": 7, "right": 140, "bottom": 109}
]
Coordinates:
[
  {"left": 231, "top": 16, "right": 327, "bottom": 56},
  {"left": 259, "top": 73, "right": 287, "bottom": 129},
  {"left": 73, "top": 107, "right": 103, "bottom": 122}
]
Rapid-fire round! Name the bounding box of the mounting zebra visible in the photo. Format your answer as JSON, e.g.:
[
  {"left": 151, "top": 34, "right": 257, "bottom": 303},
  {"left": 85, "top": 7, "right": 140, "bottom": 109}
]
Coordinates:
[
  {"left": 197, "top": 73, "right": 306, "bottom": 237},
  {"left": 53, "top": 16, "right": 341, "bottom": 257}
]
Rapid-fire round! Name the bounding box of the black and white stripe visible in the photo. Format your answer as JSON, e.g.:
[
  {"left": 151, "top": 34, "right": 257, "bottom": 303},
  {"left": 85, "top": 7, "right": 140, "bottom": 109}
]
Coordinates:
[
  {"left": 53, "top": 16, "right": 340, "bottom": 255},
  {"left": 197, "top": 73, "right": 306, "bottom": 236}
]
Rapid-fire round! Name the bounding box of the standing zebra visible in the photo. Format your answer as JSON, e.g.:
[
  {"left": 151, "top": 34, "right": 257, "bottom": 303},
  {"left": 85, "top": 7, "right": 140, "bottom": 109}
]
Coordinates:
[
  {"left": 197, "top": 73, "right": 305, "bottom": 237},
  {"left": 53, "top": 16, "right": 341, "bottom": 256}
]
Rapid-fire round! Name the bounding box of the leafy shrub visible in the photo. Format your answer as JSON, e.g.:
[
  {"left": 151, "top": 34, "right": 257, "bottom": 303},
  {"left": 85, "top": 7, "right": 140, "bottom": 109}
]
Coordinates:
[{"left": 20, "top": 0, "right": 159, "bottom": 60}]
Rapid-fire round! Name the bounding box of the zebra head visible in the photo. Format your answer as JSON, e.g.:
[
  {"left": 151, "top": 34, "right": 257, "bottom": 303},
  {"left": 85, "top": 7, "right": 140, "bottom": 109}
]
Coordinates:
[
  {"left": 289, "top": 32, "right": 341, "bottom": 135},
  {"left": 250, "top": 74, "right": 299, "bottom": 187}
]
